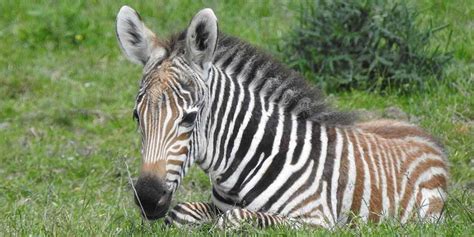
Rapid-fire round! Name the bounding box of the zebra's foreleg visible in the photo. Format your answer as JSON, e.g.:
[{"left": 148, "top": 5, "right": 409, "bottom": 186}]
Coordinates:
[
  {"left": 216, "top": 209, "right": 301, "bottom": 230},
  {"left": 165, "top": 202, "right": 221, "bottom": 227}
]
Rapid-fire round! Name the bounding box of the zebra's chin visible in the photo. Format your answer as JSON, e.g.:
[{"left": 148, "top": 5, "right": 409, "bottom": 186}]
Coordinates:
[
  {"left": 143, "top": 209, "right": 169, "bottom": 221},
  {"left": 137, "top": 195, "right": 171, "bottom": 221}
]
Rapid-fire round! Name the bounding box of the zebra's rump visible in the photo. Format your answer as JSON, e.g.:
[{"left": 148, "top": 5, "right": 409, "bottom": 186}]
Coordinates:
[
  {"left": 351, "top": 119, "right": 448, "bottom": 223},
  {"left": 301, "top": 120, "right": 449, "bottom": 226}
]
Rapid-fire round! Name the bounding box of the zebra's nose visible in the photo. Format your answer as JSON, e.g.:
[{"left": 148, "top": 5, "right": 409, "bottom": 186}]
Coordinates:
[{"left": 134, "top": 174, "right": 171, "bottom": 220}]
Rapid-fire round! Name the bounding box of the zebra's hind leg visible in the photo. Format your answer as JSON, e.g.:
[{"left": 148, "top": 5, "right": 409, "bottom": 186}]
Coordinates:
[
  {"left": 216, "top": 209, "right": 301, "bottom": 230},
  {"left": 415, "top": 187, "right": 447, "bottom": 223},
  {"left": 165, "top": 202, "right": 221, "bottom": 227}
]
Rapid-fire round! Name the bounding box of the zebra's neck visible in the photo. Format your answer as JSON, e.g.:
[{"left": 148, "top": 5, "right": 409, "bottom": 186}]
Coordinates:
[{"left": 195, "top": 62, "right": 323, "bottom": 197}]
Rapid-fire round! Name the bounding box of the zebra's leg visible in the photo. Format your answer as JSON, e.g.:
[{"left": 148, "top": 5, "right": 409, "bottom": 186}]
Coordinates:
[
  {"left": 216, "top": 209, "right": 301, "bottom": 229},
  {"left": 165, "top": 202, "right": 221, "bottom": 227}
]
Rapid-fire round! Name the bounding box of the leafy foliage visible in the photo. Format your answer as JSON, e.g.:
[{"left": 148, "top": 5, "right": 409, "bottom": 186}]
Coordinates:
[{"left": 282, "top": 0, "right": 453, "bottom": 92}]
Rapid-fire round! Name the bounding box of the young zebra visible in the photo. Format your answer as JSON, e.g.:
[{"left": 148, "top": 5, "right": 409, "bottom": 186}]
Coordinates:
[{"left": 116, "top": 6, "right": 449, "bottom": 229}]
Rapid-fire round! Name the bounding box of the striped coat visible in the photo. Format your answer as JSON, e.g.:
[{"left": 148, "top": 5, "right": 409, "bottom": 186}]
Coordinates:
[
  {"left": 116, "top": 6, "right": 448, "bottom": 229},
  {"left": 197, "top": 64, "right": 448, "bottom": 227}
]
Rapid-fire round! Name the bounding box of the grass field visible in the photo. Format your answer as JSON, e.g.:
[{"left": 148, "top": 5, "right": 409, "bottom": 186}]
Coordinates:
[{"left": 0, "top": 0, "right": 472, "bottom": 235}]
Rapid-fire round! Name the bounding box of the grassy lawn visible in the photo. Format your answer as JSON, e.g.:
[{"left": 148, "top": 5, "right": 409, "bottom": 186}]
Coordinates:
[{"left": 0, "top": 0, "right": 472, "bottom": 235}]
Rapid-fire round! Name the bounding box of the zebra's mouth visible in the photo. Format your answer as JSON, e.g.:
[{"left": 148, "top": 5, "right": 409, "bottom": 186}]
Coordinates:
[
  {"left": 143, "top": 208, "right": 168, "bottom": 220},
  {"left": 139, "top": 196, "right": 171, "bottom": 221},
  {"left": 134, "top": 174, "right": 173, "bottom": 221}
]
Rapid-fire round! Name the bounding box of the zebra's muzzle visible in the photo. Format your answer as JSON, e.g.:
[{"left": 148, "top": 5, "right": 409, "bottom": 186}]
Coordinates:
[{"left": 134, "top": 174, "right": 172, "bottom": 220}]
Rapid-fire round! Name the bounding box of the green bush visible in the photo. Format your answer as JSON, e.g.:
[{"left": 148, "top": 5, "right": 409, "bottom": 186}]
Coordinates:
[{"left": 282, "top": 0, "right": 453, "bottom": 93}]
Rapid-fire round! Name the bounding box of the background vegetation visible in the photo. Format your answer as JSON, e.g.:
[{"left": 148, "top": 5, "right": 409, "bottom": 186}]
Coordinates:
[
  {"left": 0, "top": 0, "right": 472, "bottom": 235},
  {"left": 283, "top": 0, "right": 453, "bottom": 93}
]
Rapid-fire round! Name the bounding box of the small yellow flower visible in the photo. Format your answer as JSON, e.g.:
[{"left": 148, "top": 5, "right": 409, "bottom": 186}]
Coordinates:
[{"left": 75, "top": 34, "right": 84, "bottom": 41}]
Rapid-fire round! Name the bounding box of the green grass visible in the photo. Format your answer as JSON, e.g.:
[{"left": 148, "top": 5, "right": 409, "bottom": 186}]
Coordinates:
[{"left": 0, "top": 0, "right": 472, "bottom": 235}]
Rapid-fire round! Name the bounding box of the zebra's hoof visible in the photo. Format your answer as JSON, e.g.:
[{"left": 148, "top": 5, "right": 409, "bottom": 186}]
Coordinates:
[{"left": 164, "top": 216, "right": 173, "bottom": 226}]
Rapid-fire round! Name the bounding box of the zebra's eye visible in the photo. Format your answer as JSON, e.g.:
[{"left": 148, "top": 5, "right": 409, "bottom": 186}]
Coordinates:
[
  {"left": 133, "top": 109, "right": 139, "bottom": 124},
  {"left": 180, "top": 111, "right": 197, "bottom": 127}
]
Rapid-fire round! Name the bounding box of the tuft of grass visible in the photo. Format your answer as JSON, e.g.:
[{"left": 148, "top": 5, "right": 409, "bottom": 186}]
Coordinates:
[{"left": 282, "top": 0, "right": 454, "bottom": 93}]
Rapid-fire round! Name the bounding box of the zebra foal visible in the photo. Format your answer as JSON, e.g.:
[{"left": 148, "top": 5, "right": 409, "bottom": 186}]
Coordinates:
[{"left": 116, "top": 6, "right": 449, "bottom": 229}]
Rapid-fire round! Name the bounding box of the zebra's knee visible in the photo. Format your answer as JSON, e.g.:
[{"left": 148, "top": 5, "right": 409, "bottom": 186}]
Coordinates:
[
  {"left": 163, "top": 206, "right": 184, "bottom": 227},
  {"left": 165, "top": 203, "right": 201, "bottom": 227}
]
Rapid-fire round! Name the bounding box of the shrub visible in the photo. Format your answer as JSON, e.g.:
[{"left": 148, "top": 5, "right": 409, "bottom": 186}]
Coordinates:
[{"left": 282, "top": 0, "right": 453, "bottom": 93}]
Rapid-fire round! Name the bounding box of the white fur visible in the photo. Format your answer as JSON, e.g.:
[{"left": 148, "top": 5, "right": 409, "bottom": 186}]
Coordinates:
[{"left": 116, "top": 6, "right": 164, "bottom": 65}]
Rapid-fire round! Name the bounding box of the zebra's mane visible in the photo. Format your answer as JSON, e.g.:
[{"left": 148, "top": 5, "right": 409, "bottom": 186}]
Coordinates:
[{"left": 164, "top": 31, "right": 356, "bottom": 126}]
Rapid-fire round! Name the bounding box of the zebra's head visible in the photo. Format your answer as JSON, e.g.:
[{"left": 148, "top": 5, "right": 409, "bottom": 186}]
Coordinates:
[{"left": 116, "top": 6, "right": 218, "bottom": 220}]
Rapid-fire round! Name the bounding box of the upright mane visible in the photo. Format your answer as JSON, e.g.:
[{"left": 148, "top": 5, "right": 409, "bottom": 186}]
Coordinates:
[{"left": 162, "top": 31, "right": 355, "bottom": 126}]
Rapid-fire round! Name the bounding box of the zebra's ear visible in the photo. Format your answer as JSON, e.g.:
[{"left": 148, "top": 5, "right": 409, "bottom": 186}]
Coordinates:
[
  {"left": 116, "top": 6, "right": 165, "bottom": 65},
  {"left": 185, "top": 8, "right": 218, "bottom": 78}
]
